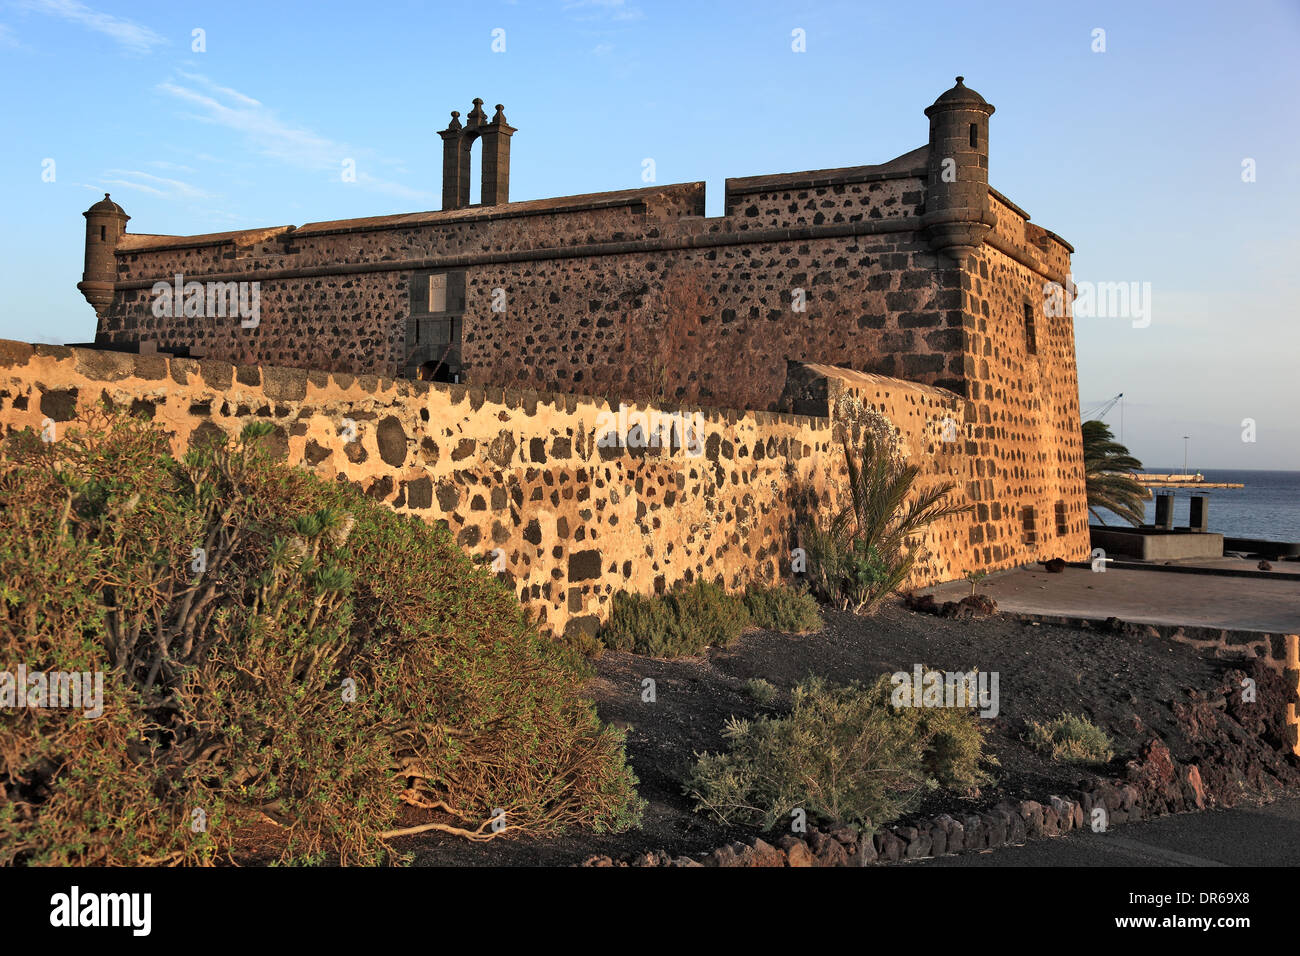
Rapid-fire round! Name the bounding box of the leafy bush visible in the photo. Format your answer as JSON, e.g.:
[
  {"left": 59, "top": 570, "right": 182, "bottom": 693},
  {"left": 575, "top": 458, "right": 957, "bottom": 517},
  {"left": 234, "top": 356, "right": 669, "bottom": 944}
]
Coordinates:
[
  {"left": 801, "top": 432, "right": 969, "bottom": 614},
  {"left": 0, "top": 409, "right": 642, "bottom": 865},
  {"left": 599, "top": 581, "right": 748, "bottom": 656},
  {"left": 685, "top": 674, "right": 994, "bottom": 830},
  {"left": 743, "top": 678, "right": 778, "bottom": 705},
  {"left": 599, "top": 581, "right": 819, "bottom": 657},
  {"left": 919, "top": 689, "right": 998, "bottom": 790},
  {"left": 1027, "top": 712, "right": 1115, "bottom": 766},
  {"left": 742, "top": 585, "right": 822, "bottom": 633}
]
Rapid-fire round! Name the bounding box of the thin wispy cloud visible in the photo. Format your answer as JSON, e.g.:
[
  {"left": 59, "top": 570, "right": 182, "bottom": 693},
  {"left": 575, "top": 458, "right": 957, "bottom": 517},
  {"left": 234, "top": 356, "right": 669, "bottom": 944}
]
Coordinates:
[
  {"left": 156, "top": 71, "right": 434, "bottom": 202},
  {"left": 101, "top": 177, "right": 166, "bottom": 197},
  {"left": 21, "top": 0, "right": 166, "bottom": 53},
  {"left": 0, "top": 23, "right": 20, "bottom": 47},
  {"left": 103, "top": 168, "right": 213, "bottom": 200},
  {"left": 174, "top": 69, "right": 262, "bottom": 107}
]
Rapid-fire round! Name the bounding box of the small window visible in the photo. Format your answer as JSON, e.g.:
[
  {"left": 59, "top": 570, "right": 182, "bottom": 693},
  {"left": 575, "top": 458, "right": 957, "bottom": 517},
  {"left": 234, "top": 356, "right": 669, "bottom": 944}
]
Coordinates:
[
  {"left": 428, "top": 273, "right": 448, "bottom": 313},
  {"left": 99, "top": 225, "right": 106, "bottom": 241},
  {"left": 1023, "top": 302, "right": 1038, "bottom": 355},
  {"left": 969, "top": 123, "right": 978, "bottom": 149},
  {"left": 1055, "top": 500, "right": 1068, "bottom": 537},
  {"left": 1021, "top": 506, "right": 1037, "bottom": 545}
]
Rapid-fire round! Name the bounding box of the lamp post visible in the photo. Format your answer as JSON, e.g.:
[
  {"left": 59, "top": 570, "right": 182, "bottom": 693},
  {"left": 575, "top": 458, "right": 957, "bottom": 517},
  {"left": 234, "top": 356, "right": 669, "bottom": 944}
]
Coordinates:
[{"left": 1183, "top": 436, "right": 1190, "bottom": 475}]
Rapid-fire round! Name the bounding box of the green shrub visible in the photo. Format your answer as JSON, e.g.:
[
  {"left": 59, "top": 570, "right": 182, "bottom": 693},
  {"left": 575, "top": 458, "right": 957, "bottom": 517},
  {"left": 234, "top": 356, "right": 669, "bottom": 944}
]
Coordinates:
[
  {"left": 599, "top": 582, "right": 817, "bottom": 657},
  {"left": 1027, "top": 712, "right": 1115, "bottom": 766},
  {"left": 0, "top": 409, "right": 642, "bottom": 865},
  {"left": 918, "top": 690, "right": 997, "bottom": 790},
  {"left": 685, "top": 674, "right": 994, "bottom": 830},
  {"left": 742, "top": 585, "right": 822, "bottom": 633},
  {"left": 599, "top": 581, "right": 748, "bottom": 657},
  {"left": 743, "top": 678, "right": 778, "bottom": 705},
  {"left": 802, "top": 527, "right": 892, "bottom": 615}
]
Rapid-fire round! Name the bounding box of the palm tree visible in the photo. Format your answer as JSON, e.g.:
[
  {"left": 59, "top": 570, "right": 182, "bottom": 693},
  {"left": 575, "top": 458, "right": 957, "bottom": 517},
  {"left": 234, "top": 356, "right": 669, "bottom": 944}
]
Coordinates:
[
  {"left": 803, "top": 431, "right": 970, "bottom": 614},
  {"left": 1082, "top": 420, "right": 1146, "bottom": 525}
]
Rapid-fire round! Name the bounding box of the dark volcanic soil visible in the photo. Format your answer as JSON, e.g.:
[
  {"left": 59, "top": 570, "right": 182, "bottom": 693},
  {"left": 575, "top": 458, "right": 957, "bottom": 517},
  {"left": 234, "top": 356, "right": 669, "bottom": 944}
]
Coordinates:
[{"left": 408, "top": 600, "right": 1248, "bottom": 866}]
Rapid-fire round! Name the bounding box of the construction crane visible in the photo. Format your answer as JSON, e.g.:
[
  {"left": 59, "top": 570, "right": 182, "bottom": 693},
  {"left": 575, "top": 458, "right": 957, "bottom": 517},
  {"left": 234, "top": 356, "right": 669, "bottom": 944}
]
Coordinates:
[{"left": 1082, "top": 393, "right": 1124, "bottom": 442}]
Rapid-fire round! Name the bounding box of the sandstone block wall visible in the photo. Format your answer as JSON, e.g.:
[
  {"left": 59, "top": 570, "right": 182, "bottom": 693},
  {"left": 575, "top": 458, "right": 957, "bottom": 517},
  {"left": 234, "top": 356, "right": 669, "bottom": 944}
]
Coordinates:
[{"left": 0, "top": 341, "right": 1016, "bottom": 637}]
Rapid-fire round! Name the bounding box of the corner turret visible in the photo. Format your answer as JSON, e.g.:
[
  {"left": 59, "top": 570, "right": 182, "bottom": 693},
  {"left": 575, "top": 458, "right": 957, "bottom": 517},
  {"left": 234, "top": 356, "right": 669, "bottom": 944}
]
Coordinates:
[
  {"left": 78, "top": 193, "right": 128, "bottom": 314},
  {"left": 922, "top": 77, "right": 996, "bottom": 263}
]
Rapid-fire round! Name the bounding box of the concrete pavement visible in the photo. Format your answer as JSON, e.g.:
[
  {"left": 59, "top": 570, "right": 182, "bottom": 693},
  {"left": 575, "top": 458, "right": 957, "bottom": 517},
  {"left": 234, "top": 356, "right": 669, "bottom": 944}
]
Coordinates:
[{"left": 921, "top": 565, "right": 1300, "bottom": 633}]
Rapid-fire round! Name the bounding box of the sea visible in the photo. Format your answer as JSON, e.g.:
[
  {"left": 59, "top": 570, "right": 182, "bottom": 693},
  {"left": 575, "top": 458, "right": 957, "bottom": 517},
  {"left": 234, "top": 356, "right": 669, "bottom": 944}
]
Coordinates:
[{"left": 1092, "top": 469, "right": 1300, "bottom": 543}]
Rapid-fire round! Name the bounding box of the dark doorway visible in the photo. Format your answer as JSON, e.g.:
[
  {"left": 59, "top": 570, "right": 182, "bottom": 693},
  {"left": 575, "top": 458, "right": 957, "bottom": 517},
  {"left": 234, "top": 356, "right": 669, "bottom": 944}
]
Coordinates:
[{"left": 418, "top": 360, "right": 459, "bottom": 383}]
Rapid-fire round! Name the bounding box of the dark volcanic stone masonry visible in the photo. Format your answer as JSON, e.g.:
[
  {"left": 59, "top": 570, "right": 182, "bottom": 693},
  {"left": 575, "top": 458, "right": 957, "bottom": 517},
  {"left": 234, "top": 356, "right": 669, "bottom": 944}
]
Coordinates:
[{"left": 64, "top": 79, "right": 1091, "bottom": 617}]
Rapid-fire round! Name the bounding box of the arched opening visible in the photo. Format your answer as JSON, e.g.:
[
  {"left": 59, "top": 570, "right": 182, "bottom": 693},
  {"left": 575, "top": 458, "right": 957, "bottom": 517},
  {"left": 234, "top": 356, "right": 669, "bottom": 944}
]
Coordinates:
[
  {"left": 468, "top": 135, "right": 482, "bottom": 206},
  {"left": 418, "top": 359, "right": 458, "bottom": 384},
  {"left": 100, "top": 225, "right": 106, "bottom": 241},
  {"left": 969, "top": 123, "right": 978, "bottom": 149}
]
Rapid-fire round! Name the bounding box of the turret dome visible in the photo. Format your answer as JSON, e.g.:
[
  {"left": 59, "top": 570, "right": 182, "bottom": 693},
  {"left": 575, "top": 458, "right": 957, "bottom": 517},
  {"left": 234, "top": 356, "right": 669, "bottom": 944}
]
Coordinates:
[
  {"left": 925, "top": 77, "right": 994, "bottom": 116},
  {"left": 85, "top": 193, "right": 127, "bottom": 217}
]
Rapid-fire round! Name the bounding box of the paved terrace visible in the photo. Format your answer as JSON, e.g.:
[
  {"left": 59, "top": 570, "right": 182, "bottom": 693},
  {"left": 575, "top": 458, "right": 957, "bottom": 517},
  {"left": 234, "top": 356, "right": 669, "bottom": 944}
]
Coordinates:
[{"left": 920, "top": 565, "right": 1300, "bottom": 633}]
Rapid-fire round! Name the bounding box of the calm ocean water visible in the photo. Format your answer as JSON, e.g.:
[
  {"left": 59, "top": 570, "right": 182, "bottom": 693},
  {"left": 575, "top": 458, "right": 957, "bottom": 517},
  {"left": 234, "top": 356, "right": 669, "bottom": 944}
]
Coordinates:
[{"left": 1093, "top": 469, "right": 1300, "bottom": 543}]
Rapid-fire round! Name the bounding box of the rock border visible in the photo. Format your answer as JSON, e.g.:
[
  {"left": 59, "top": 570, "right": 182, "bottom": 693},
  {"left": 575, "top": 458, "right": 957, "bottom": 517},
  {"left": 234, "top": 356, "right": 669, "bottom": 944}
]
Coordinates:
[{"left": 580, "top": 738, "right": 1223, "bottom": 867}]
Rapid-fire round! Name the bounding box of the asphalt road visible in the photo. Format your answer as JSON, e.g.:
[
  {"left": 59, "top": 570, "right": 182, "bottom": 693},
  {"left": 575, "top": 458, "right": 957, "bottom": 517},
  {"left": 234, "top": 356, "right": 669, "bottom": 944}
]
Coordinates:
[{"left": 913, "top": 797, "right": 1300, "bottom": 866}]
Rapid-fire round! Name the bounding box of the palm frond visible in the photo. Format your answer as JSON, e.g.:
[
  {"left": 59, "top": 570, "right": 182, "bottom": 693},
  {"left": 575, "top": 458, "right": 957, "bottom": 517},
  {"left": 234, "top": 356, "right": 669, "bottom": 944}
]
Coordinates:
[
  {"left": 800, "top": 430, "right": 970, "bottom": 615},
  {"left": 1081, "top": 419, "right": 1146, "bottom": 526}
]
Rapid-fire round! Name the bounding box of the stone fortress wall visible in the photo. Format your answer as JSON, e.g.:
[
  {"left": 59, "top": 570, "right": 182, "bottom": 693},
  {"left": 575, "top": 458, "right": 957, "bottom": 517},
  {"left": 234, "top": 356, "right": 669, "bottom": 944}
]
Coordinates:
[
  {"left": 95, "top": 169, "right": 976, "bottom": 414},
  {"left": 68, "top": 79, "right": 1093, "bottom": 609},
  {"left": 0, "top": 341, "right": 1086, "bottom": 637}
]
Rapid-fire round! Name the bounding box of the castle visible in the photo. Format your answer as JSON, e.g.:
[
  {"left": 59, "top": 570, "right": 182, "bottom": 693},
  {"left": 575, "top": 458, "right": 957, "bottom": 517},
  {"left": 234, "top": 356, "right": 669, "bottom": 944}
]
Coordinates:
[{"left": 52, "top": 78, "right": 1089, "bottom": 633}]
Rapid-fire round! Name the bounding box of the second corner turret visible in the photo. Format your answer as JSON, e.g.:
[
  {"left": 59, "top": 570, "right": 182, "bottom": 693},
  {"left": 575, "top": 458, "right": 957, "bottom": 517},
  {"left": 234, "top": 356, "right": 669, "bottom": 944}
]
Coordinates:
[
  {"left": 78, "top": 193, "right": 128, "bottom": 315},
  {"left": 922, "top": 77, "right": 996, "bottom": 264}
]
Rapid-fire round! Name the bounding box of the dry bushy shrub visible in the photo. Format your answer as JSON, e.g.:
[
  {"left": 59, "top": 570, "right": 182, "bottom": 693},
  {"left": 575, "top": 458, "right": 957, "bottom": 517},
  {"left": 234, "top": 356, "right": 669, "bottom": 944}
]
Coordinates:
[
  {"left": 742, "top": 585, "right": 822, "bottom": 634},
  {"left": 599, "top": 581, "right": 748, "bottom": 657},
  {"left": 686, "top": 674, "right": 995, "bottom": 830},
  {"left": 599, "top": 581, "right": 820, "bottom": 658},
  {"left": 743, "top": 678, "right": 778, "bottom": 706},
  {"left": 0, "top": 409, "right": 641, "bottom": 865},
  {"left": 1027, "top": 712, "right": 1115, "bottom": 766}
]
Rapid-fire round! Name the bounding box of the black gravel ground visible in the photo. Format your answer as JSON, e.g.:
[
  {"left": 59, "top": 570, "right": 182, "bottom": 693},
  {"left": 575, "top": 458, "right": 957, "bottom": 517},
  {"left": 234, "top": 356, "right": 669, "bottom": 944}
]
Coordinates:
[{"left": 408, "top": 599, "right": 1240, "bottom": 866}]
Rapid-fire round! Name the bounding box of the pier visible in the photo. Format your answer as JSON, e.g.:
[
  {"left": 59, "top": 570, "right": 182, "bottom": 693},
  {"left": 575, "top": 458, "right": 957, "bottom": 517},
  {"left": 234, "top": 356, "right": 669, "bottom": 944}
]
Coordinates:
[{"left": 1131, "top": 473, "right": 1244, "bottom": 489}]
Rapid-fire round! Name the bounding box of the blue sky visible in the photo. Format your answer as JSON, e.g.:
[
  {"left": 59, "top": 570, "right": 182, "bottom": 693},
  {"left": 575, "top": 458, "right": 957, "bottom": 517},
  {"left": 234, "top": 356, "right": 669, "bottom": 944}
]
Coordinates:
[{"left": 2, "top": 0, "right": 1297, "bottom": 468}]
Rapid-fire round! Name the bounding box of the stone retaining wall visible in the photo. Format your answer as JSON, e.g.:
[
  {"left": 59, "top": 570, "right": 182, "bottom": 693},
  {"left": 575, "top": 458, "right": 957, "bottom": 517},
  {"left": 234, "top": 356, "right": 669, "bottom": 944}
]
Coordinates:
[{"left": 0, "top": 340, "right": 1007, "bottom": 637}]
